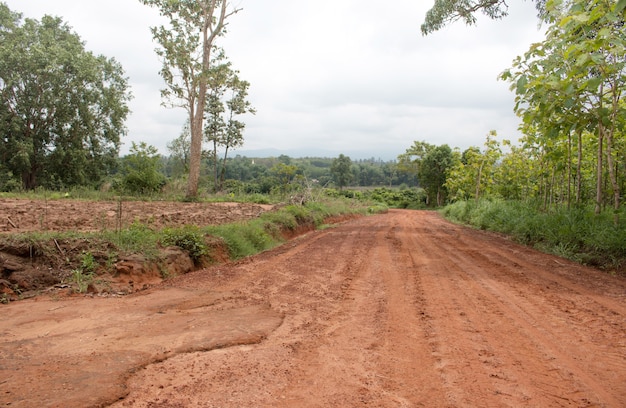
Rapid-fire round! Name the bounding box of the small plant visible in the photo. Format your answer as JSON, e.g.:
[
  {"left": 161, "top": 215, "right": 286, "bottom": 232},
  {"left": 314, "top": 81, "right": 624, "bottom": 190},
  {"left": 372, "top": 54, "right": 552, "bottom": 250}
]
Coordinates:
[
  {"left": 80, "top": 251, "right": 97, "bottom": 275},
  {"left": 71, "top": 268, "right": 93, "bottom": 293},
  {"left": 161, "top": 225, "right": 208, "bottom": 264},
  {"left": 68, "top": 251, "right": 98, "bottom": 293}
]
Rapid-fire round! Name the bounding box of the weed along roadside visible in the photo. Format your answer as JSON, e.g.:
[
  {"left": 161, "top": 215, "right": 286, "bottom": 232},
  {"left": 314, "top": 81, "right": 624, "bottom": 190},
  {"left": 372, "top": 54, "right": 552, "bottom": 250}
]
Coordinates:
[{"left": 0, "top": 199, "right": 377, "bottom": 302}]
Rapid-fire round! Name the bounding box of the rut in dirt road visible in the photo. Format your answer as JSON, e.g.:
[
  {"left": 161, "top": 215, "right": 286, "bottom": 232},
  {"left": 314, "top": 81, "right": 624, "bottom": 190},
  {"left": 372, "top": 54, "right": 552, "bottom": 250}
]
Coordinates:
[{"left": 114, "top": 210, "right": 626, "bottom": 408}]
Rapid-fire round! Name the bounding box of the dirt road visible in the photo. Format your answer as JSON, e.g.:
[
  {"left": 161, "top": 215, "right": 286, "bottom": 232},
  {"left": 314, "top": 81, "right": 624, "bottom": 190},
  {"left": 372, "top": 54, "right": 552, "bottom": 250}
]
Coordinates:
[{"left": 1, "top": 210, "right": 625, "bottom": 407}]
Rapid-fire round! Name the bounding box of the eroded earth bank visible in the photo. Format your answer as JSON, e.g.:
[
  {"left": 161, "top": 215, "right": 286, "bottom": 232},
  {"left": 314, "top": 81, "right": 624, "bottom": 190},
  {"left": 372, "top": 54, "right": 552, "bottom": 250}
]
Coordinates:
[{"left": 1, "top": 210, "right": 625, "bottom": 407}]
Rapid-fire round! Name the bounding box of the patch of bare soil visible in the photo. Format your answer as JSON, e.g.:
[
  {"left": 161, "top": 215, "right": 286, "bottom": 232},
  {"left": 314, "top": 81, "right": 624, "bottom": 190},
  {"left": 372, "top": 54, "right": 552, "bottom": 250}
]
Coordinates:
[
  {"left": 1, "top": 210, "right": 625, "bottom": 407},
  {"left": 0, "top": 198, "right": 274, "bottom": 299},
  {"left": 0, "top": 198, "right": 273, "bottom": 233}
]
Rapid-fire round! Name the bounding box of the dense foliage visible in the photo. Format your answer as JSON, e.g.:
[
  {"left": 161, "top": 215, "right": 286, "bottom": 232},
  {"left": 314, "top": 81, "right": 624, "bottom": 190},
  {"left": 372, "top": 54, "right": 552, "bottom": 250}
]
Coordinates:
[
  {"left": 442, "top": 199, "right": 625, "bottom": 272},
  {"left": 500, "top": 0, "right": 626, "bottom": 215},
  {"left": 398, "top": 141, "right": 453, "bottom": 206},
  {"left": 159, "top": 154, "right": 415, "bottom": 195},
  {"left": 0, "top": 3, "right": 131, "bottom": 191},
  {"left": 117, "top": 142, "right": 167, "bottom": 195}
]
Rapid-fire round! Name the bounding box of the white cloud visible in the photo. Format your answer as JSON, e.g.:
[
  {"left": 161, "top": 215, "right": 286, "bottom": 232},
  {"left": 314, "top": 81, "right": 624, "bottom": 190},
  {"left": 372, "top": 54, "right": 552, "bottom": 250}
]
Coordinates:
[{"left": 4, "top": 0, "right": 545, "bottom": 159}]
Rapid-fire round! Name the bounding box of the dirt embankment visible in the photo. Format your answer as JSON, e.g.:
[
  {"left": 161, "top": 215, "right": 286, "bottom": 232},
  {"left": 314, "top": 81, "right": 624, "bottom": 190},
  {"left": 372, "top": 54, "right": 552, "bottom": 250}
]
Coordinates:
[
  {"left": 1, "top": 210, "right": 624, "bottom": 407},
  {"left": 0, "top": 198, "right": 273, "bottom": 234},
  {"left": 0, "top": 198, "right": 274, "bottom": 300}
]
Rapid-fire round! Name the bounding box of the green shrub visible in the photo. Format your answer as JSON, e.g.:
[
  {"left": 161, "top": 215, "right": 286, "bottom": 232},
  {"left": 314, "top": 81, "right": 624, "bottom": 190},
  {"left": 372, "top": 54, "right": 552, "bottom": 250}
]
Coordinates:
[
  {"left": 161, "top": 225, "right": 208, "bottom": 264},
  {"left": 206, "top": 222, "right": 277, "bottom": 260},
  {"left": 117, "top": 142, "right": 167, "bottom": 195},
  {"left": 261, "top": 211, "right": 298, "bottom": 230},
  {"left": 441, "top": 199, "right": 626, "bottom": 271},
  {"left": 102, "top": 220, "right": 159, "bottom": 257}
]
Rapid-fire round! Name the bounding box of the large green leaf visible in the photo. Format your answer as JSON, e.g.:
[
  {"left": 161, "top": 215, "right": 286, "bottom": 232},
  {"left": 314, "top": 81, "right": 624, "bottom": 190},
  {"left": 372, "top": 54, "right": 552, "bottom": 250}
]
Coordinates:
[
  {"left": 585, "top": 77, "right": 603, "bottom": 92},
  {"left": 516, "top": 75, "right": 528, "bottom": 95}
]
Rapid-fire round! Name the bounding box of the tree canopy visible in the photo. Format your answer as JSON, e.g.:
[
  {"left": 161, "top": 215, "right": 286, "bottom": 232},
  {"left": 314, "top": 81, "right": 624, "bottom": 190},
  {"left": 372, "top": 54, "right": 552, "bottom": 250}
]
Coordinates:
[
  {"left": 0, "top": 3, "right": 131, "bottom": 190},
  {"left": 500, "top": 0, "right": 626, "bottom": 215},
  {"left": 421, "top": 0, "right": 549, "bottom": 35},
  {"left": 204, "top": 51, "right": 255, "bottom": 192},
  {"left": 331, "top": 154, "right": 353, "bottom": 190},
  {"left": 398, "top": 141, "right": 453, "bottom": 206}
]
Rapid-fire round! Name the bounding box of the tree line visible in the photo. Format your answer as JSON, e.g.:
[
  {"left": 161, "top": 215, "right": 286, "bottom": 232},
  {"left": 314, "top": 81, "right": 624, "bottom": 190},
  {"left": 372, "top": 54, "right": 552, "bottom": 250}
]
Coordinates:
[
  {"left": 0, "top": 3, "right": 130, "bottom": 191},
  {"left": 401, "top": 1, "right": 625, "bottom": 218},
  {"left": 1, "top": 0, "right": 623, "bottom": 215}
]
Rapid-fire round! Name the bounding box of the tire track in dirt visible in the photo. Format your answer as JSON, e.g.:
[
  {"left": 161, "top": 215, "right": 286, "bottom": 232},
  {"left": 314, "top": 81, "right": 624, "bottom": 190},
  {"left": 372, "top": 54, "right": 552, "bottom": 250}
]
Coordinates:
[
  {"left": 402, "top": 211, "right": 625, "bottom": 406},
  {"left": 276, "top": 218, "right": 448, "bottom": 406}
]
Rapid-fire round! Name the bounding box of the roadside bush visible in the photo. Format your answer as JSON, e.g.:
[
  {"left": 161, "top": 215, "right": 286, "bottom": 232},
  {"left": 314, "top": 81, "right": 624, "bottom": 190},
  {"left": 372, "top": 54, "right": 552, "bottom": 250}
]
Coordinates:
[
  {"left": 441, "top": 199, "right": 626, "bottom": 272},
  {"left": 261, "top": 211, "right": 298, "bottom": 230},
  {"left": 207, "top": 221, "right": 277, "bottom": 259},
  {"left": 285, "top": 204, "right": 316, "bottom": 225},
  {"left": 161, "top": 225, "right": 208, "bottom": 265},
  {"left": 117, "top": 142, "right": 167, "bottom": 195}
]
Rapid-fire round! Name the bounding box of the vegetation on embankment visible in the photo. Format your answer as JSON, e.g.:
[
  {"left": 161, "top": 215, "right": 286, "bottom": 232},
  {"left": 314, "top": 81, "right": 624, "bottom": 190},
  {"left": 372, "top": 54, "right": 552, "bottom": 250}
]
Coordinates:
[
  {"left": 0, "top": 196, "right": 383, "bottom": 301},
  {"left": 441, "top": 199, "right": 626, "bottom": 275}
]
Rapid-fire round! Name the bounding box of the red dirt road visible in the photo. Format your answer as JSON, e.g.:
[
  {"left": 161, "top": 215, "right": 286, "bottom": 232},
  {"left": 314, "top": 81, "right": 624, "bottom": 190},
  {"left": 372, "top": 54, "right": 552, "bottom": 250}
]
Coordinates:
[{"left": 1, "top": 210, "right": 625, "bottom": 407}]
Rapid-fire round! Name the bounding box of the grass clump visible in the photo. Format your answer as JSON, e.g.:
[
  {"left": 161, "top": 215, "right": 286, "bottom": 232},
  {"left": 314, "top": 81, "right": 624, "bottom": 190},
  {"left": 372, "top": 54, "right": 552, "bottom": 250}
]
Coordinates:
[
  {"left": 101, "top": 221, "right": 160, "bottom": 258},
  {"left": 161, "top": 225, "right": 208, "bottom": 265},
  {"left": 207, "top": 219, "right": 278, "bottom": 260}
]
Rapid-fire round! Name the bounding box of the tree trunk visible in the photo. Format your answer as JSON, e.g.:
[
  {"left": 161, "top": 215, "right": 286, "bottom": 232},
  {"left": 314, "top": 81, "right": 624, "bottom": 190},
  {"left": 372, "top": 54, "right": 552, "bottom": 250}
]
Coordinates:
[
  {"left": 186, "top": 24, "right": 211, "bottom": 200},
  {"left": 604, "top": 126, "right": 620, "bottom": 224},
  {"left": 576, "top": 129, "right": 582, "bottom": 204},
  {"left": 212, "top": 139, "right": 219, "bottom": 193},
  {"left": 185, "top": 1, "right": 234, "bottom": 200},
  {"left": 567, "top": 131, "right": 572, "bottom": 209},
  {"left": 219, "top": 146, "right": 230, "bottom": 192},
  {"left": 595, "top": 129, "right": 603, "bottom": 215},
  {"left": 187, "top": 104, "right": 204, "bottom": 199}
]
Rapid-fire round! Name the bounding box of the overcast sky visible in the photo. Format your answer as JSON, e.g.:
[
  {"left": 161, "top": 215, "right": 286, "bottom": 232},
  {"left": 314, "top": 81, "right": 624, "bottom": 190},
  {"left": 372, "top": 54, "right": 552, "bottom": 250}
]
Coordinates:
[{"left": 6, "top": 0, "right": 546, "bottom": 160}]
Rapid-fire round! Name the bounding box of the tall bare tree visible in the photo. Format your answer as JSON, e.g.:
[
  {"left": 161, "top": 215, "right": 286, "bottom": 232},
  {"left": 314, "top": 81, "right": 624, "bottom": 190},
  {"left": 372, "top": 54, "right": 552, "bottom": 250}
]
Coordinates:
[{"left": 139, "top": 0, "right": 241, "bottom": 199}]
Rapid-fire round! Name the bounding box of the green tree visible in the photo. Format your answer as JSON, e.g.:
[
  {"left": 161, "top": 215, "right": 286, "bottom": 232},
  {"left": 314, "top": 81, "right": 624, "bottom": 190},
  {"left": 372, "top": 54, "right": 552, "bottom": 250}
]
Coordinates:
[
  {"left": 167, "top": 119, "right": 192, "bottom": 178},
  {"left": 119, "top": 142, "right": 166, "bottom": 194},
  {"left": 446, "top": 131, "right": 502, "bottom": 201},
  {"left": 421, "top": 145, "right": 453, "bottom": 206},
  {"left": 493, "top": 140, "right": 538, "bottom": 201},
  {"left": 204, "top": 51, "right": 255, "bottom": 192},
  {"left": 331, "top": 154, "right": 353, "bottom": 190},
  {"left": 139, "top": 0, "right": 241, "bottom": 200},
  {"left": 0, "top": 4, "right": 131, "bottom": 190},
  {"left": 501, "top": 0, "right": 626, "bottom": 214},
  {"left": 398, "top": 141, "right": 452, "bottom": 206}
]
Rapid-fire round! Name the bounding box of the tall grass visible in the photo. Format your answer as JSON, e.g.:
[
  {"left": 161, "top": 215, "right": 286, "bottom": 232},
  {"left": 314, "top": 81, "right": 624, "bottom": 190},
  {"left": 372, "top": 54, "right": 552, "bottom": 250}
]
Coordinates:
[
  {"left": 441, "top": 199, "right": 626, "bottom": 272},
  {"left": 204, "top": 199, "right": 370, "bottom": 259}
]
